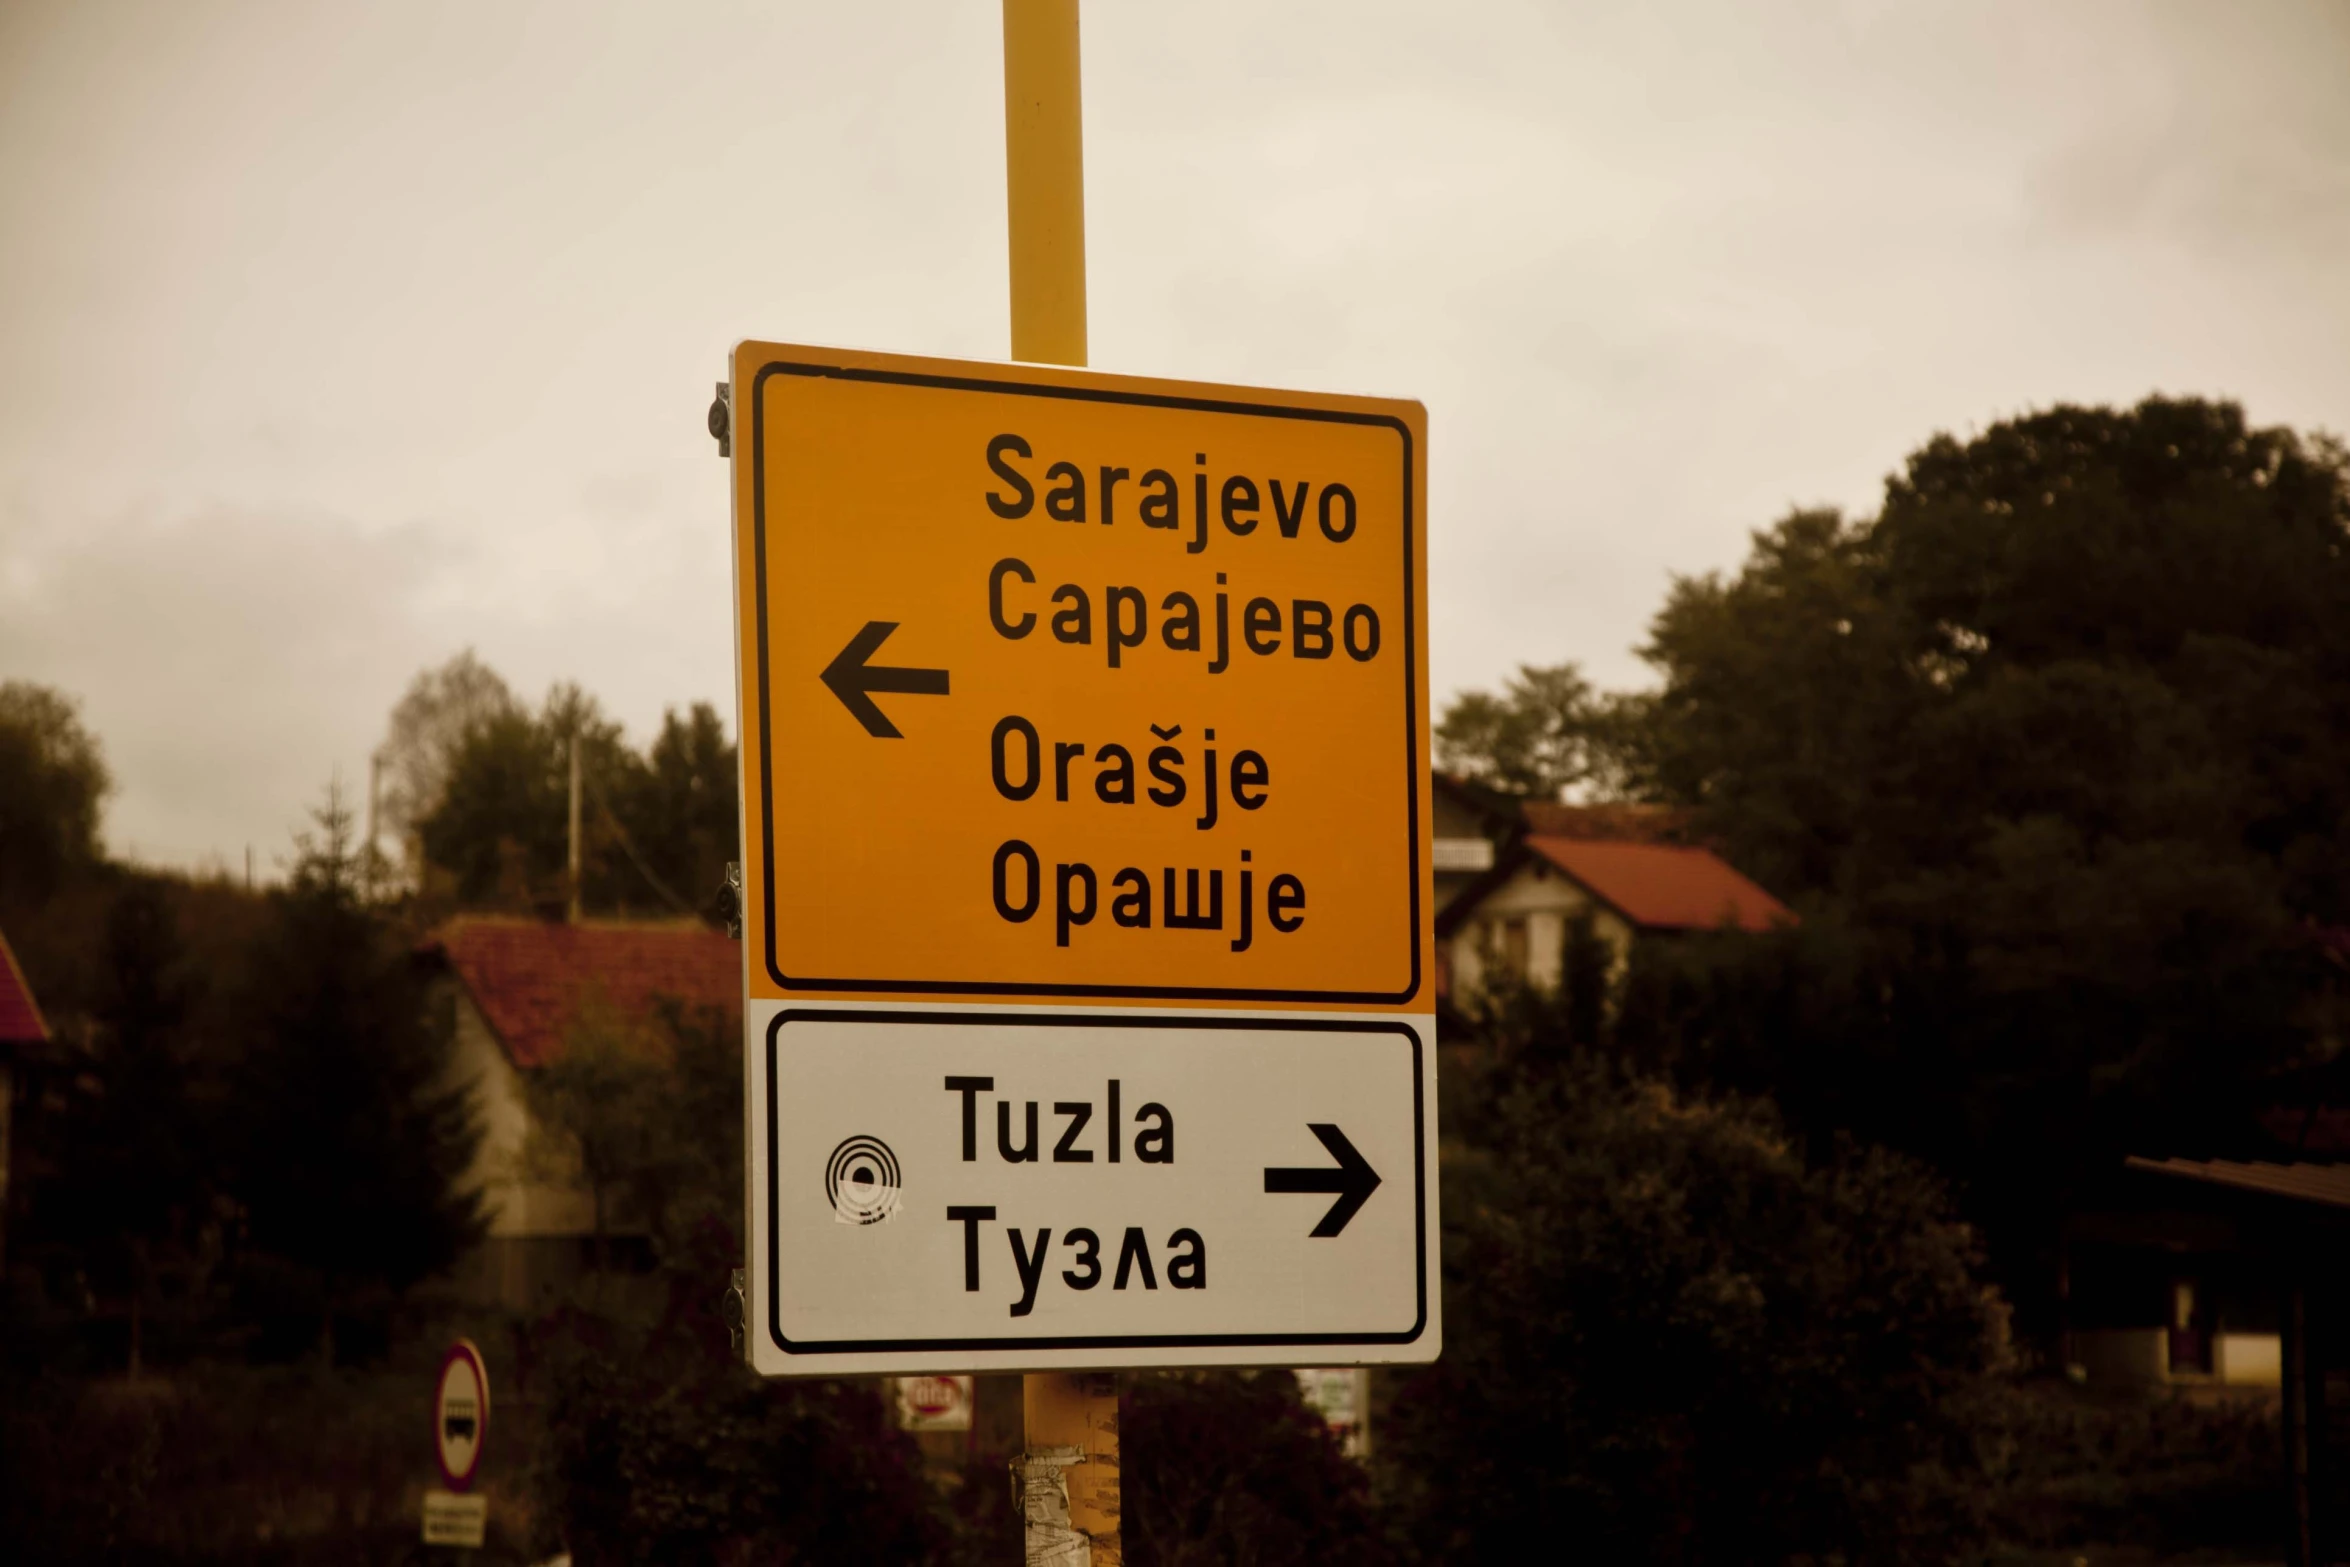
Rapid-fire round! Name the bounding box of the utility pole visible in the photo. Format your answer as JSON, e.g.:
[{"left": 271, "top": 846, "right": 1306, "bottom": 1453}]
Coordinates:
[
  {"left": 567, "top": 733, "right": 583, "bottom": 924},
  {"left": 1002, "top": 3, "right": 1119, "bottom": 1562}
]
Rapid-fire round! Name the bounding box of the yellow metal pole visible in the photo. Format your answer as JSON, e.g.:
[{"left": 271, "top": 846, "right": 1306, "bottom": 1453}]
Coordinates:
[
  {"left": 1020, "top": 1371, "right": 1120, "bottom": 1564},
  {"left": 1003, "top": 0, "right": 1088, "bottom": 367},
  {"left": 1003, "top": 4, "right": 1118, "bottom": 1561}
]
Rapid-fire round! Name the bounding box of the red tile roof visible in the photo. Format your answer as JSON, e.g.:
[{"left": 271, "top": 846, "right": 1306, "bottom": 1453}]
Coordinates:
[
  {"left": 421, "top": 916, "right": 739, "bottom": 1069},
  {"left": 1525, "top": 837, "right": 1794, "bottom": 933},
  {"left": 0, "top": 928, "right": 47, "bottom": 1046}
]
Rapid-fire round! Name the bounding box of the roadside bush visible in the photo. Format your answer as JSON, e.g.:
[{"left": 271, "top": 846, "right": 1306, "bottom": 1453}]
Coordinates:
[
  {"left": 523, "top": 1225, "right": 969, "bottom": 1565},
  {"left": 1380, "top": 1044, "right": 2012, "bottom": 1564},
  {"left": 1121, "top": 1370, "right": 1392, "bottom": 1567},
  {"left": 1978, "top": 1379, "right": 2281, "bottom": 1557},
  {"left": 0, "top": 1352, "right": 496, "bottom": 1566}
]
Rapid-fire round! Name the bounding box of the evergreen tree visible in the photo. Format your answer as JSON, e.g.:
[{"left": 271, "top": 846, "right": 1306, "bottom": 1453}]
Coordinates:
[
  {"left": 417, "top": 683, "right": 648, "bottom": 912},
  {"left": 407, "top": 669, "right": 738, "bottom": 919},
  {"left": 52, "top": 876, "right": 207, "bottom": 1372},
  {"left": 613, "top": 701, "right": 739, "bottom": 915},
  {"left": 230, "top": 786, "right": 482, "bottom": 1360}
]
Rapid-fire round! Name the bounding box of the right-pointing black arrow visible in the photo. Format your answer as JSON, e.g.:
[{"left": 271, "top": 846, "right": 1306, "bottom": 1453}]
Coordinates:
[{"left": 1263, "top": 1123, "right": 1383, "bottom": 1238}]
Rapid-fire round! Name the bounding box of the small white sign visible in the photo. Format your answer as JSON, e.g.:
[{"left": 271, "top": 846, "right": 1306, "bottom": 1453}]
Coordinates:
[
  {"left": 422, "top": 1489, "right": 488, "bottom": 1548},
  {"left": 895, "top": 1374, "right": 975, "bottom": 1431},
  {"left": 1296, "top": 1367, "right": 1369, "bottom": 1457}
]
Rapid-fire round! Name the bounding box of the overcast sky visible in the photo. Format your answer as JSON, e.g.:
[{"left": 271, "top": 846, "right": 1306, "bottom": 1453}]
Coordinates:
[{"left": 2, "top": 0, "right": 2346, "bottom": 873}]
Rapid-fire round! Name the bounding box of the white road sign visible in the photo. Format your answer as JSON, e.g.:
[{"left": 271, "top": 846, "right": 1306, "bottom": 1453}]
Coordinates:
[{"left": 745, "top": 1007, "right": 1432, "bottom": 1374}]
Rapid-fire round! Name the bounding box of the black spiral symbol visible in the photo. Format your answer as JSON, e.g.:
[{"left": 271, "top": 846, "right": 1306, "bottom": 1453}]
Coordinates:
[{"left": 824, "top": 1135, "right": 903, "bottom": 1225}]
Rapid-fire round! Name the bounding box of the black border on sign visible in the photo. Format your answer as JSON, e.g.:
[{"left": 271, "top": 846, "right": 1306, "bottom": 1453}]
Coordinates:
[
  {"left": 748, "top": 354, "right": 1422, "bottom": 1004},
  {"left": 764, "top": 1009, "right": 1428, "bottom": 1356}
]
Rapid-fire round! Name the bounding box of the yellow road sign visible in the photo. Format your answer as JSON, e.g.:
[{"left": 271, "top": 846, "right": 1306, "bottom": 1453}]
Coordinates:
[{"left": 730, "top": 341, "right": 1430, "bottom": 1010}]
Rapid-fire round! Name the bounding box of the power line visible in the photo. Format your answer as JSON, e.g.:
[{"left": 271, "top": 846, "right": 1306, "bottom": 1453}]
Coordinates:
[{"left": 583, "top": 771, "right": 698, "bottom": 917}]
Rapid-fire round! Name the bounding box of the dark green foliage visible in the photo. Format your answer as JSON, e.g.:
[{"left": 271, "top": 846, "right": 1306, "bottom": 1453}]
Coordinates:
[
  {"left": 1121, "top": 1371, "right": 1393, "bottom": 1567},
  {"left": 1976, "top": 1383, "right": 2282, "bottom": 1556},
  {"left": 415, "top": 684, "right": 632, "bottom": 909},
  {"left": 615, "top": 702, "right": 741, "bottom": 921},
  {"left": 8, "top": 868, "right": 292, "bottom": 1374},
  {"left": 1565, "top": 397, "right": 2350, "bottom": 1319},
  {"left": 1630, "top": 401, "right": 2350, "bottom": 907},
  {"left": 622, "top": 996, "right": 744, "bottom": 1249},
  {"left": 513, "top": 979, "right": 1012, "bottom": 1562},
  {"left": 0, "top": 1348, "right": 534, "bottom": 1566},
  {"left": 376, "top": 647, "right": 520, "bottom": 845},
  {"left": 230, "top": 788, "right": 483, "bottom": 1359},
  {"left": 1393, "top": 967, "right": 2011, "bottom": 1564},
  {"left": 47, "top": 877, "right": 213, "bottom": 1369},
  {"left": 1435, "top": 662, "right": 1615, "bottom": 798},
  {"left": 413, "top": 677, "right": 739, "bottom": 918},
  {"left": 0, "top": 679, "right": 110, "bottom": 910},
  {"left": 519, "top": 994, "right": 741, "bottom": 1263},
  {"left": 525, "top": 1229, "right": 962, "bottom": 1566}
]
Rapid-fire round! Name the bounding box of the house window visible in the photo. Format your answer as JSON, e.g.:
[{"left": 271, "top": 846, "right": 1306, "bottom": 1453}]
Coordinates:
[
  {"left": 2168, "top": 1279, "right": 2213, "bottom": 1376},
  {"left": 1498, "top": 916, "right": 1529, "bottom": 977}
]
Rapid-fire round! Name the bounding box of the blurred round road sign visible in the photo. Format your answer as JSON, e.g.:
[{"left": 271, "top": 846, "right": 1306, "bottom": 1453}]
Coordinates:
[
  {"left": 895, "top": 1373, "right": 974, "bottom": 1431},
  {"left": 434, "top": 1340, "right": 490, "bottom": 1492}
]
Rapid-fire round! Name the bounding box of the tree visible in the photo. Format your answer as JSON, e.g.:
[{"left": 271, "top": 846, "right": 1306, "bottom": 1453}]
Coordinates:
[
  {"left": 608, "top": 702, "right": 739, "bottom": 916},
  {"left": 229, "top": 786, "right": 483, "bottom": 1360},
  {"left": 526, "top": 1236, "right": 962, "bottom": 1566},
  {"left": 1121, "top": 1372, "right": 1392, "bottom": 1567},
  {"left": 1579, "top": 396, "right": 2350, "bottom": 1323},
  {"left": 521, "top": 993, "right": 740, "bottom": 1268},
  {"left": 375, "top": 650, "right": 518, "bottom": 846},
  {"left": 1637, "top": 400, "right": 2350, "bottom": 915},
  {"left": 518, "top": 1000, "right": 663, "bottom": 1267},
  {"left": 1387, "top": 963, "right": 2011, "bottom": 1563},
  {"left": 50, "top": 878, "right": 210, "bottom": 1373},
  {"left": 0, "top": 681, "right": 110, "bottom": 909},
  {"left": 407, "top": 668, "right": 740, "bottom": 919},
  {"left": 1434, "top": 661, "right": 1621, "bottom": 798},
  {"left": 417, "top": 683, "right": 643, "bottom": 911}
]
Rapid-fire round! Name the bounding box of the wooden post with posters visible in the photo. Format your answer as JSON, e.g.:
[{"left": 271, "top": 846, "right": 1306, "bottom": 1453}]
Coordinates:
[{"left": 1001, "top": 3, "right": 1121, "bottom": 1561}]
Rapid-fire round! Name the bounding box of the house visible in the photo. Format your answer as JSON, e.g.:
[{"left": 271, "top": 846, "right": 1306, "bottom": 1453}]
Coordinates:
[
  {"left": 418, "top": 914, "right": 739, "bottom": 1311},
  {"left": 2061, "top": 1095, "right": 2350, "bottom": 1398},
  {"left": 2039, "top": 1138, "right": 2350, "bottom": 1560},
  {"left": 1437, "top": 808, "right": 1792, "bottom": 1003},
  {"left": 2057, "top": 932, "right": 2350, "bottom": 1404},
  {"left": 0, "top": 927, "right": 49, "bottom": 1276},
  {"left": 1431, "top": 772, "right": 1520, "bottom": 913}
]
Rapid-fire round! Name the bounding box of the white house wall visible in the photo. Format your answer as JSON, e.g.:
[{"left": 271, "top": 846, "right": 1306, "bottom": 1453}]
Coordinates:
[
  {"left": 1444, "top": 862, "right": 1634, "bottom": 1004},
  {"left": 443, "top": 983, "right": 597, "bottom": 1239}
]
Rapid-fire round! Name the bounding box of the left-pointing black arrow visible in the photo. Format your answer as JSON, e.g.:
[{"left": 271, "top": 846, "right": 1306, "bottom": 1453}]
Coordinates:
[
  {"left": 820, "top": 621, "right": 949, "bottom": 738},
  {"left": 1263, "top": 1123, "right": 1383, "bottom": 1238}
]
